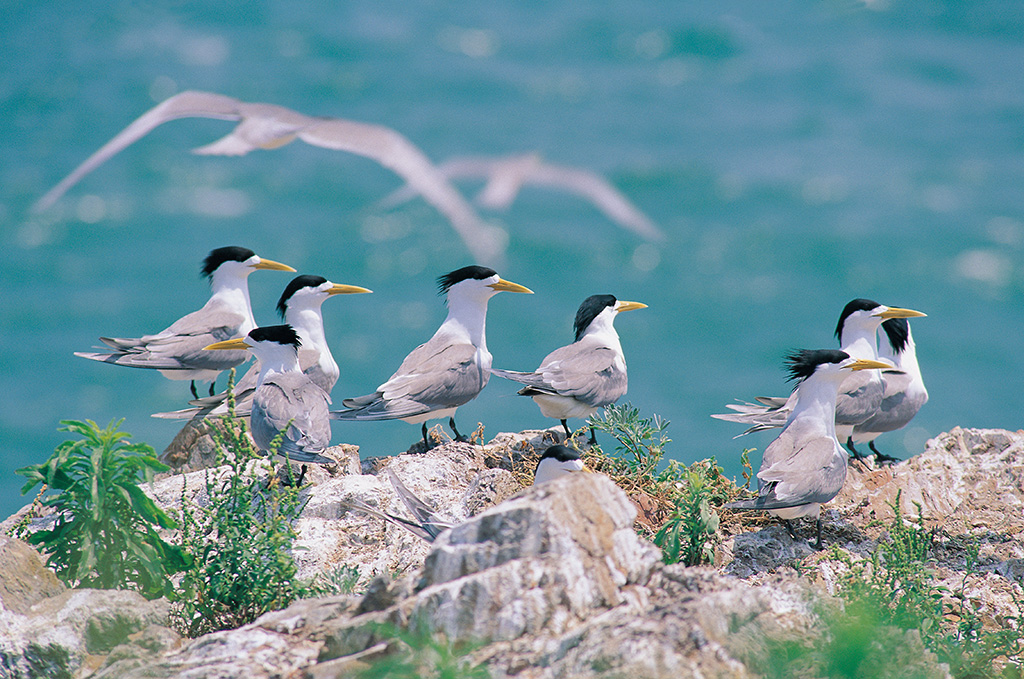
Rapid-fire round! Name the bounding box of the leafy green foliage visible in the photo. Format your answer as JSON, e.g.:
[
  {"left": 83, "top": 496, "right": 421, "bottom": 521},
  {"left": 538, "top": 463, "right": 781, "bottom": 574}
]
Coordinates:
[
  {"left": 15, "top": 419, "right": 185, "bottom": 599},
  {"left": 357, "top": 623, "right": 489, "bottom": 679},
  {"left": 753, "top": 491, "right": 1023, "bottom": 678},
  {"left": 587, "top": 402, "right": 670, "bottom": 483},
  {"left": 171, "top": 391, "right": 311, "bottom": 637},
  {"left": 306, "top": 564, "right": 362, "bottom": 597},
  {"left": 654, "top": 466, "right": 721, "bottom": 566}
]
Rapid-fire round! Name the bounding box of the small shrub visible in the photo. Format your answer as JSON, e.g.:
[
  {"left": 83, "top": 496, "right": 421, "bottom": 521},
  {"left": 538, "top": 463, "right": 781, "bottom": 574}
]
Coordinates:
[
  {"left": 307, "top": 564, "right": 362, "bottom": 597},
  {"left": 654, "top": 467, "right": 721, "bottom": 566},
  {"left": 15, "top": 419, "right": 185, "bottom": 599},
  {"left": 357, "top": 623, "right": 489, "bottom": 679},
  {"left": 171, "top": 386, "right": 311, "bottom": 637}
]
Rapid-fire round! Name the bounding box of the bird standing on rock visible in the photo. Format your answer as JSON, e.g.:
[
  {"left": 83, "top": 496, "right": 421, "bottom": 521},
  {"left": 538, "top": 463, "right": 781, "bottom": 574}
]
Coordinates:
[
  {"left": 205, "top": 324, "right": 333, "bottom": 485},
  {"left": 330, "top": 265, "right": 533, "bottom": 451},
  {"left": 154, "top": 274, "right": 371, "bottom": 420},
  {"left": 726, "top": 349, "right": 891, "bottom": 549},
  {"left": 75, "top": 246, "right": 295, "bottom": 399},
  {"left": 490, "top": 294, "right": 646, "bottom": 445}
]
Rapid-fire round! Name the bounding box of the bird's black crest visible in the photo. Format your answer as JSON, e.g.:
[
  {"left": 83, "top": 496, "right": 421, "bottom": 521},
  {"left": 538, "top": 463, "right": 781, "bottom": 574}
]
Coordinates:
[
  {"left": 249, "top": 324, "right": 301, "bottom": 348},
  {"left": 880, "top": 317, "right": 910, "bottom": 354},
  {"left": 277, "top": 275, "right": 328, "bottom": 318},
  {"left": 202, "top": 246, "right": 256, "bottom": 279},
  {"left": 574, "top": 294, "right": 617, "bottom": 340},
  {"left": 834, "top": 298, "right": 882, "bottom": 340},
  {"left": 785, "top": 349, "right": 850, "bottom": 382},
  {"left": 437, "top": 266, "right": 498, "bottom": 295},
  {"left": 539, "top": 444, "right": 582, "bottom": 463}
]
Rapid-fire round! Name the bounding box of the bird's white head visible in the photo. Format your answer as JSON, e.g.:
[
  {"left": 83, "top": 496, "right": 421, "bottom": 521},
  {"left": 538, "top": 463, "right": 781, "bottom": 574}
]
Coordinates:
[
  {"left": 534, "top": 444, "right": 590, "bottom": 485},
  {"left": 276, "top": 274, "right": 372, "bottom": 318}
]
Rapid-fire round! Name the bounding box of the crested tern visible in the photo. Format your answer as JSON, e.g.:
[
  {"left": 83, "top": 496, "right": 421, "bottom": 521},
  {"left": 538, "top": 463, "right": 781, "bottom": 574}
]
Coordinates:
[
  {"left": 330, "top": 265, "right": 533, "bottom": 451},
  {"left": 726, "top": 349, "right": 891, "bottom": 549},
  {"left": 205, "top": 324, "right": 333, "bottom": 483},
  {"left": 381, "top": 151, "right": 664, "bottom": 241},
  {"left": 848, "top": 317, "right": 928, "bottom": 462},
  {"left": 153, "top": 274, "right": 370, "bottom": 420},
  {"left": 712, "top": 299, "right": 925, "bottom": 456},
  {"left": 490, "top": 294, "right": 646, "bottom": 444},
  {"left": 32, "top": 90, "right": 506, "bottom": 264},
  {"left": 533, "top": 444, "right": 591, "bottom": 484},
  {"left": 75, "top": 246, "right": 294, "bottom": 399}
]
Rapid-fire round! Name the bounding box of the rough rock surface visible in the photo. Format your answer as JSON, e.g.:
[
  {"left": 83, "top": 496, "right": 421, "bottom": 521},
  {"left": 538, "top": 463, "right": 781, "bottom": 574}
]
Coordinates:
[{"left": 4, "top": 427, "right": 1023, "bottom": 677}]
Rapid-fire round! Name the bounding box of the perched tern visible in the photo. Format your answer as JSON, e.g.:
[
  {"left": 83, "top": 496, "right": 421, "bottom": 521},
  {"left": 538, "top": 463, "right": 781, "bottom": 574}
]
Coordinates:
[
  {"left": 848, "top": 317, "right": 928, "bottom": 462},
  {"left": 330, "top": 265, "right": 533, "bottom": 450},
  {"left": 490, "top": 294, "right": 646, "bottom": 444},
  {"left": 712, "top": 299, "right": 925, "bottom": 456},
  {"left": 205, "top": 324, "right": 333, "bottom": 482},
  {"left": 32, "top": 90, "right": 506, "bottom": 264},
  {"left": 381, "top": 151, "right": 664, "bottom": 241},
  {"left": 726, "top": 349, "right": 891, "bottom": 549},
  {"left": 153, "top": 274, "right": 371, "bottom": 420},
  {"left": 75, "top": 246, "right": 294, "bottom": 399},
  {"left": 533, "top": 444, "right": 591, "bottom": 484}
]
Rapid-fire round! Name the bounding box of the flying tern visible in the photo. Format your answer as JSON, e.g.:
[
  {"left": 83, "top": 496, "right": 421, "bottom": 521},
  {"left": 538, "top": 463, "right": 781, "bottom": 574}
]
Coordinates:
[
  {"left": 330, "top": 265, "right": 533, "bottom": 450},
  {"left": 712, "top": 299, "right": 925, "bottom": 456},
  {"left": 205, "top": 324, "right": 333, "bottom": 483},
  {"left": 153, "top": 274, "right": 370, "bottom": 420},
  {"left": 32, "top": 90, "right": 507, "bottom": 264},
  {"left": 848, "top": 317, "right": 928, "bottom": 462},
  {"left": 726, "top": 349, "right": 891, "bottom": 549},
  {"left": 381, "top": 151, "right": 664, "bottom": 241},
  {"left": 490, "top": 294, "right": 646, "bottom": 444},
  {"left": 75, "top": 246, "right": 294, "bottom": 398}
]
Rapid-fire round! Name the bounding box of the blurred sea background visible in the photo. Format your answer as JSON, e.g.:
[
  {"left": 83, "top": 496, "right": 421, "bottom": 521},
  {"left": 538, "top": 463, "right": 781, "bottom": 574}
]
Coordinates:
[{"left": 2, "top": 1, "right": 1023, "bottom": 518}]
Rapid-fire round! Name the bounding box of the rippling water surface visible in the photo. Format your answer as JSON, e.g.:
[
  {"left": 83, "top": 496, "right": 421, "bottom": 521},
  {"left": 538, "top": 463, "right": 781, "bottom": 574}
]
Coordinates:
[{"left": 2, "top": 1, "right": 1023, "bottom": 517}]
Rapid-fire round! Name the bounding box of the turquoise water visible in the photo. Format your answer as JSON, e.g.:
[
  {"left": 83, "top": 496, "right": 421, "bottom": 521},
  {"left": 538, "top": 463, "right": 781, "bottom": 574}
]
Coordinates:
[{"left": 2, "top": 1, "right": 1024, "bottom": 518}]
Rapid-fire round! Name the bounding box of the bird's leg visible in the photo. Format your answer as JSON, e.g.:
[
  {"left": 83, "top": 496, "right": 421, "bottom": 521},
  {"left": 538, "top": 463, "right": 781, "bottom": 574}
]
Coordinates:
[
  {"left": 420, "top": 423, "right": 433, "bottom": 452},
  {"left": 190, "top": 380, "right": 199, "bottom": 400},
  {"left": 783, "top": 519, "right": 798, "bottom": 540},
  {"left": 869, "top": 441, "right": 901, "bottom": 465},
  {"left": 814, "top": 517, "right": 824, "bottom": 551},
  {"left": 296, "top": 464, "right": 308, "bottom": 487},
  {"left": 560, "top": 419, "right": 572, "bottom": 440},
  {"left": 845, "top": 437, "right": 867, "bottom": 460},
  {"left": 589, "top": 427, "right": 597, "bottom": 446},
  {"left": 208, "top": 381, "right": 216, "bottom": 397},
  {"left": 449, "top": 417, "right": 469, "bottom": 443}
]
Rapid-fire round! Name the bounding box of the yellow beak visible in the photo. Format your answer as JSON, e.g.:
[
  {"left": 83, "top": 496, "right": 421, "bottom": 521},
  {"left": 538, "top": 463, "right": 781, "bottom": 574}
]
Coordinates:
[
  {"left": 204, "top": 337, "right": 250, "bottom": 351},
  {"left": 615, "top": 300, "right": 648, "bottom": 313},
  {"left": 327, "top": 284, "right": 372, "bottom": 295},
  {"left": 849, "top": 358, "right": 895, "bottom": 371},
  {"left": 876, "top": 306, "right": 926, "bottom": 320},
  {"left": 488, "top": 278, "right": 534, "bottom": 294},
  {"left": 251, "top": 258, "right": 296, "bottom": 272}
]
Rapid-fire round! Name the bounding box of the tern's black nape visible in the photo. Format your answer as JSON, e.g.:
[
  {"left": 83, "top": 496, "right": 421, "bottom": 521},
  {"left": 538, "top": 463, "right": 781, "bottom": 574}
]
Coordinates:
[
  {"left": 573, "top": 294, "right": 617, "bottom": 340},
  {"left": 785, "top": 349, "right": 850, "bottom": 382},
  {"left": 437, "top": 265, "right": 498, "bottom": 294},
  {"left": 834, "top": 298, "right": 882, "bottom": 340},
  {"left": 249, "top": 324, "right": 302, "bottom": 348},
  {"left": 277, "top": 275, "right": 329, "bottom": 317},
  {"left": 880, "top": 317, "right": 910, "bottom": 353},
  {"left": 539, "top": 444, "right": 582, "bottom": 464},
  {"left": 202, "top": 246, "right": 257, "bottom": 279}
]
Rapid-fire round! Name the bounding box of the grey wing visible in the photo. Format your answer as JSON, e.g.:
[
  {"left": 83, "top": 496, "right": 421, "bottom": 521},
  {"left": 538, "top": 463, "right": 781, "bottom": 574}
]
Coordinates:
[
  {"left": 377, "top": 156, "right": 501, "bottom": 208},
  {"left": 297, "top": 119, "right": 502, "bottom": 265},
  {"left": 33, "top": 91, "right": 243, "bottom": 212},
  {"left": 387, "top": 469, "right": 451, "bottom": 541},
  {"left": 529, "top": 343, "right": 627, "bottom": 408},
  {"left": 834, "top": 370, "right": 884, "bottom": 427},
  {"left": 855, "top": 371, "right": 927, "bottom": 434},
  {"left": 337, "top": 498, "right": 440, "bottom": 543},
  {"left": 756, "top": 421, "right": 847, "bottom": 506},
  {"left": 334, "top": 340, "right": 483, "bottom": 420},
  {"left": 252, "top": 375, "right": 332, "bottom": 463},
  {"left": 530, "top": 163, "right": 664, "bottom": 241}
]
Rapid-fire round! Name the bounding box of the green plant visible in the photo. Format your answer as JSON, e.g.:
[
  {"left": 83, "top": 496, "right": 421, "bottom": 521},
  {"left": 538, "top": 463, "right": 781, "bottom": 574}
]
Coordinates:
[
  {"left": 15, "top": 419, "right": 185, "bottom": 599},
  {"left": 307, "top": 564, "right": 362, "bottom": 597},
  {"left": 587, "top": 402, "right": 670, "bottom": 481},
  {"left": 357, "top": 623, "right": 489, "bottom": 679},
  {"left": 654, "top": 467, "right": 721, "bottom": 566},
  {"left": 171, "top": 387, "right": 311, "bottom": 637}
]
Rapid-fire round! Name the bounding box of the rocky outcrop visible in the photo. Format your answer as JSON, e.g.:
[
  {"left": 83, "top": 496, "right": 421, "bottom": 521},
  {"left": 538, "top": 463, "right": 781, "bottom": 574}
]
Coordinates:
[{"left": 3, "top": 426, "right": 1022, "bottom": 678}]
